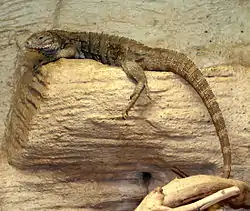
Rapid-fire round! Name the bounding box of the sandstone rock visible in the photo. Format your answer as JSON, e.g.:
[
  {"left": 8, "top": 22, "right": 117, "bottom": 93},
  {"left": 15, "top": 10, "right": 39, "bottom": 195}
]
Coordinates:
[{"left": 2, "top": 58, "right": 249, "bottom": 210}]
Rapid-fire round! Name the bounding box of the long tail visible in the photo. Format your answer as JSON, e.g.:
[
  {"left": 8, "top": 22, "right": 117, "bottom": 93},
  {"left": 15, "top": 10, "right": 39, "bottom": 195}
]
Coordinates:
[{"left": 141, "top": 47, "right": 231, "bottom": 178}]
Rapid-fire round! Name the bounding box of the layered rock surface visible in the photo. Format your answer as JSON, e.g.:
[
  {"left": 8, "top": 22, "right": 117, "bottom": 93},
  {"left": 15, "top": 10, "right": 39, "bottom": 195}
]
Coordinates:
[{"left": 2, "top": 59, "right": 249, "bottom": 210}]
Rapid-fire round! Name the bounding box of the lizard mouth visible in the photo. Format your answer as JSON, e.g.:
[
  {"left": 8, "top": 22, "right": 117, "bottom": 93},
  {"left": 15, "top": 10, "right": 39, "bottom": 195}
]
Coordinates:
[
  {"left": 25, "top": 40, "right": 53, "bottom": 50},
  {"left": 25, "top": 43, "right": 41, "bottom": 50},
  {"left": 26, "top": 46, "right": 40, "bottom": 51},
  {"left": 25, "top": 44, "right": 54, "bottom": 51}
]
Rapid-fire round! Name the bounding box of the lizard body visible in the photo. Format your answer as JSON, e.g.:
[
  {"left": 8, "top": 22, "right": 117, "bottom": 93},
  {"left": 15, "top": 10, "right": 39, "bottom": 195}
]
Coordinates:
[{"left": 25, "top": 30, "right": 231, "bottom": 178}]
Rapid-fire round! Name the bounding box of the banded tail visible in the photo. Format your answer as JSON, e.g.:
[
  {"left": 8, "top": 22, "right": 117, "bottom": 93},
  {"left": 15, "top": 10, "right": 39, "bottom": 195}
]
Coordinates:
[{"left": 139, "top": 47, "right": 231, "bottom": 178}]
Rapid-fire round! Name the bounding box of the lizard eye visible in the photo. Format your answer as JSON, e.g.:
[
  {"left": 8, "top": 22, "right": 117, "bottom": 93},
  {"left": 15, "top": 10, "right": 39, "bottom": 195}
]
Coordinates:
[{"left": 39, "top": 36, "right": 43, "bottom": 40}]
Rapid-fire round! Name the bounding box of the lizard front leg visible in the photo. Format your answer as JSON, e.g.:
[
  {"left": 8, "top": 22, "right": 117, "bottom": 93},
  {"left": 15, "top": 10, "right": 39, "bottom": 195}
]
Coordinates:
[
  {"left": 34, "top": 44, "right": 79, "bottom": 73},
  {"left": 121, "top": 60, "right": 151, "bottom": 119}
]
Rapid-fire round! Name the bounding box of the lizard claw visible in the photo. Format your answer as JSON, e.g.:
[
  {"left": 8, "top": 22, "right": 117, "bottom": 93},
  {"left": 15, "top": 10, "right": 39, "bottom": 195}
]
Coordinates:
[
  {"left": 122, "top": 111, "right": 128, "bottom": 119},
  {"left": 130, "top": 93, "right": 135, "bottom": 100},
  {"left": 33, "top": 63, "right": 41, "bottom": 74},
  {"left": 146, "top": 92, "right": 151, "bottom": 100}
]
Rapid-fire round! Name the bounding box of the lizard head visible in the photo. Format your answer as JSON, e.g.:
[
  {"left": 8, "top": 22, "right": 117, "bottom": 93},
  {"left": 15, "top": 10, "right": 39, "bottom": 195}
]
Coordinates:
[{"left": 25, "top": 31, "right": 61, "bottom": 52}]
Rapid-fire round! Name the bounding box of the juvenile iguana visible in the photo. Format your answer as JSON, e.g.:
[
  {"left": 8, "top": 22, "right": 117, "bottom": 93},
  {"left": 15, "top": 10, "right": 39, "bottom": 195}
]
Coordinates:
[{"left": 25, "top": 30, "right": 231, "bottom": 178}]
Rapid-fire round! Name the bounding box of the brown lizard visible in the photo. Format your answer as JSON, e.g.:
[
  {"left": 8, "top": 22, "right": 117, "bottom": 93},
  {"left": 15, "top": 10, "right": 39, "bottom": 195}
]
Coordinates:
[{"left": 25, "top": 30, "right": 231, "bottom": 178}]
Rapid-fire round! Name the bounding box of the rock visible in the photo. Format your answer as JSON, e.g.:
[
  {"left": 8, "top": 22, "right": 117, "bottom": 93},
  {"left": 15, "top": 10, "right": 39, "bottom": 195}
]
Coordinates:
[{"left": 2, "top": 58, "right": 249, "bottom": 210}]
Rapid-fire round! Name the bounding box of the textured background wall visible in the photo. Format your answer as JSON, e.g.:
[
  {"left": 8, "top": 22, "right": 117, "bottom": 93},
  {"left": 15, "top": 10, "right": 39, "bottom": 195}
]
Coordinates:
[{"left": 1, "top": 0, "right": 250, "bottom": 137}]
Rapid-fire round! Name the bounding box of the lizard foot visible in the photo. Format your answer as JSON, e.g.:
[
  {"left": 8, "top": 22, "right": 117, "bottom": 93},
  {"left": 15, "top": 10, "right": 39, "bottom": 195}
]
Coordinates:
[{"left": 122, "top": 111, "right": 128, "bottom": 120}]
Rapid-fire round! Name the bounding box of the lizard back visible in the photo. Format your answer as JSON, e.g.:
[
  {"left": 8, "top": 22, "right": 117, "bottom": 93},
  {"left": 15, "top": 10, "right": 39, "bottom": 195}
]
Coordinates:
[{"left": 51, "top": 30, "right": 138, "bottom": 66}]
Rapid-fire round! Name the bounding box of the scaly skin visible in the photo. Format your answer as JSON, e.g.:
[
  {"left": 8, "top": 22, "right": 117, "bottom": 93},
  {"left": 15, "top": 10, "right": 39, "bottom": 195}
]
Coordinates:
[{"left": 25, "top": 30, "right": 231, "bottom": 178}]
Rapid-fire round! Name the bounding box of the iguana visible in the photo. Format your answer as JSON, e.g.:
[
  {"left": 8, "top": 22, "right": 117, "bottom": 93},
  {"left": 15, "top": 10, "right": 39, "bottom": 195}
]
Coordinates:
[{"left": 25, "top": 30, "right": 231, "bottom": 178}]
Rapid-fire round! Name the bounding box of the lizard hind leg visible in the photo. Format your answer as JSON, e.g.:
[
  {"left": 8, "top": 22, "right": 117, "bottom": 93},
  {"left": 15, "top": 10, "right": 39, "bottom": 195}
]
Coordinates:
[{"left": 121, "top": 60, "right": 151, "bottom": 119}]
